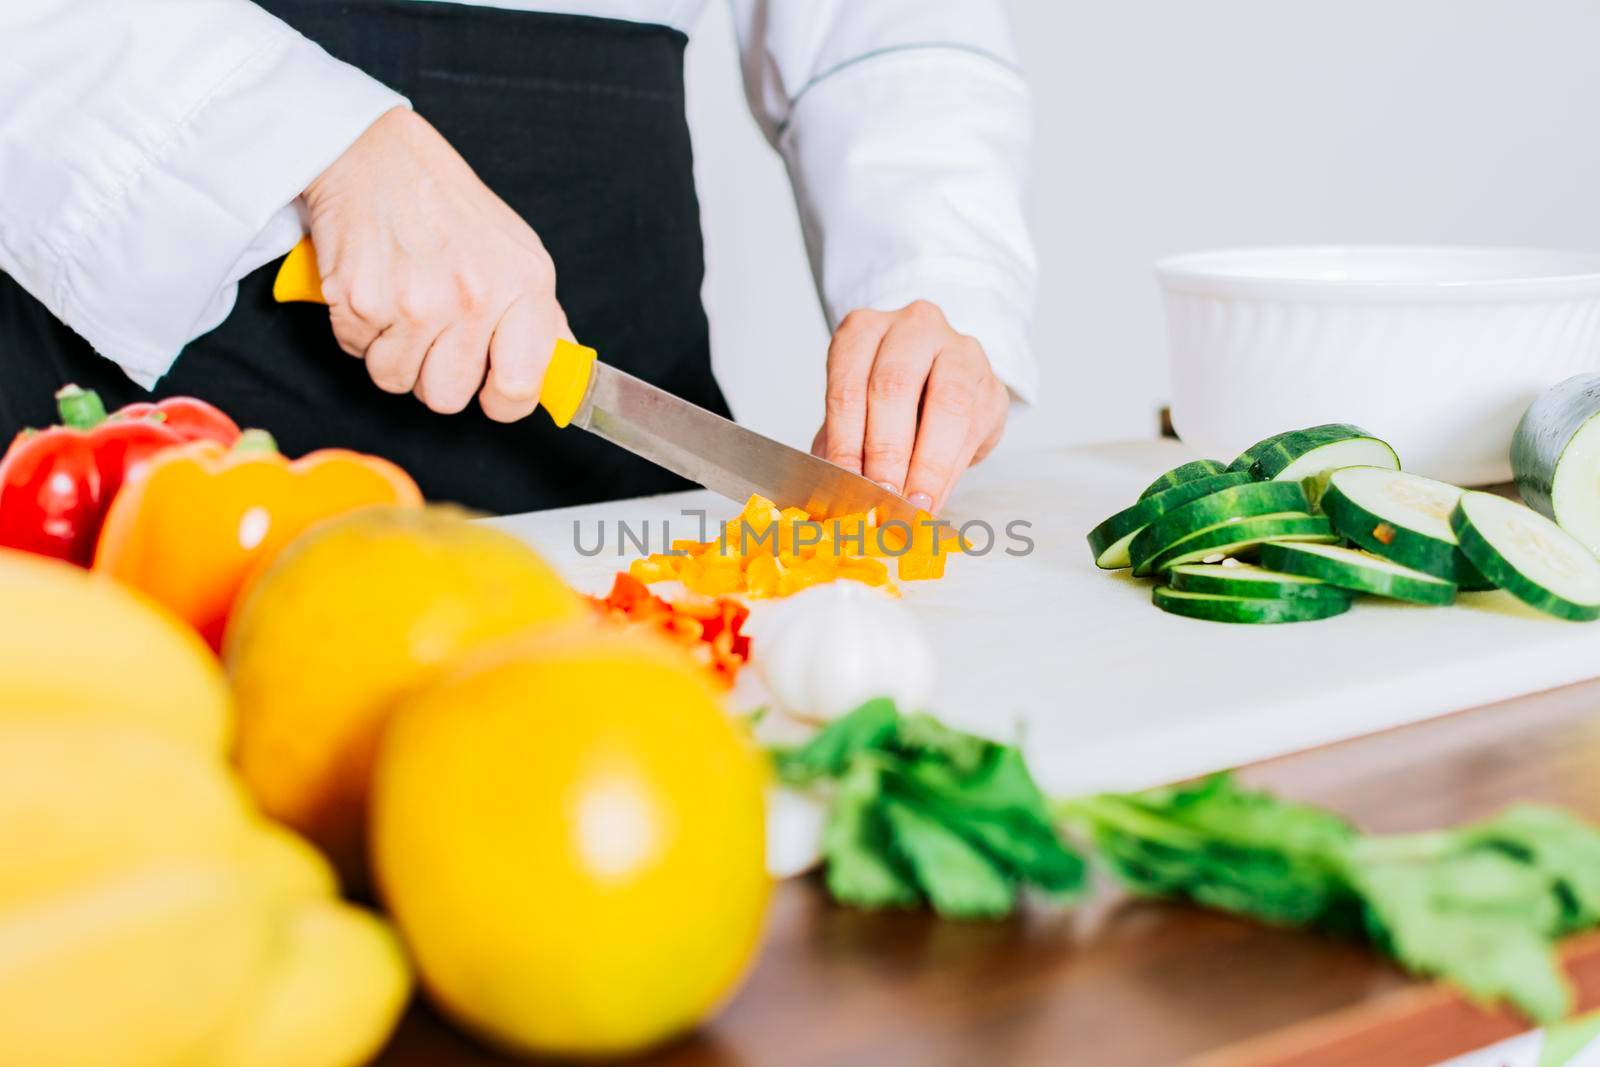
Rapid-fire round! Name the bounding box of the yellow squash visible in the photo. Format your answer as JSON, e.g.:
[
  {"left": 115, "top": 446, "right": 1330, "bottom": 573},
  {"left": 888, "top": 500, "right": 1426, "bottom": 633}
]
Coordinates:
[
  {"left": 0, "top": 546, "right": 230, "bottom": 753},
  {"left": 0, "top": 720, "right": 409, "bottom": 1067}
]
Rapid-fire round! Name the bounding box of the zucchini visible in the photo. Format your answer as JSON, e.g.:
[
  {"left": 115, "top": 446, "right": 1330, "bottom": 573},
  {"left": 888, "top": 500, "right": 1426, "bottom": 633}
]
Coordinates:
[
  {"left": 1251, "top": 424, "right": 1399, "bottom": 506},
  {"left": 1168, "top": 562, "right": 1350, "bottom": 603},
  {"left": 1139, "top": 459, "right": 1228, "bottom": 500},
  {"left": 1257, "top": 541, "right": 1457, "bottom": 606},
  {"left": 1087, "top": 471, "right": 1255, "bottom": 569},
  {"left": 1451, "top": 491, "right": 1600, "bottom": 621},
  {"left": 1128, "top": 480, "right": 1311, "bottom": 572},
  {"left": 1511, "top": 374, "right": 1600, "bottom": 555},
  {"left": 1152, "top": 585, "right": 1353, "bottom": 624},
  {"left": 1320, "top": 466, "right": 1482, "bottom": 584},
  {"left": 1134, "top": 513, "right": 1336, "bottom": 578}
]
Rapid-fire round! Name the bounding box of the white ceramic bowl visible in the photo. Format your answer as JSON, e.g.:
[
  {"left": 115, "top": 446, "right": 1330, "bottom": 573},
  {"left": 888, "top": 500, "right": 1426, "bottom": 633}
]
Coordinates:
[{"left": 1157, "top": 246, "right": 1600, "bottom": 485}]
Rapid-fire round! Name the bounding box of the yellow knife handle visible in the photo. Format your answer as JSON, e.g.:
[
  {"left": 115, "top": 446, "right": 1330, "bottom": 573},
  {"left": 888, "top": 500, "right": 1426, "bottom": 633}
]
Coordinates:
[{"left": 271, "top": 236, "right": 596, "bottom": 427}]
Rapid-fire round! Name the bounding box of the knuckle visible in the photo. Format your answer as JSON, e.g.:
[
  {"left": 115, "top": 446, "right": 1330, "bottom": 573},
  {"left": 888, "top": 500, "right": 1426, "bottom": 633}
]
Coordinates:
[
  {"left": 925, "top": 380, "right": 978, "bottom": 418},
  {"left": 869, "top": 365, "right": 921, "bottom": 402},
  {"left": 452, "top": 272, "right": 488, "bottom": 315},
  {"left": 837, "top": 308, "right": 882, "bottom": 339},
  {"left": 518, "top": 250, "right": 557, "bottom": 294},
  {"left": 418, "top": 385, "right": 471, "bottom": 415},
  {"left": 479, "top": 392, "right": 532, "bottom": 424},
  {"left": 393, "top": 287, "right": 434, "bottom": 325},
  {"left": 904, "top": 299, "right": 944, "bottom": 326},
  {"left": 370, "top": 369, "right": 415, "bottom": 394},
  {"left": 318, "top": 274, "right": 348, "bottom": 306},
  {"left": 863, "top": 440, "right": 910, "bottom": 468},
  {"left": 344, "top": 283, "right": 388, "bottom": 324},
  {"left": 824, "top": 378, "right": 867, "bottom": 418}
]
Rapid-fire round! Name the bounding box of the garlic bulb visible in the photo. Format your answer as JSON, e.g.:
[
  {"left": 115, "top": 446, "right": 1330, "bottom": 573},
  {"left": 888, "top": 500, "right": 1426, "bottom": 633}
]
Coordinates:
[{"left": 754, "top": 582, "right": 935, "bottom": 724}]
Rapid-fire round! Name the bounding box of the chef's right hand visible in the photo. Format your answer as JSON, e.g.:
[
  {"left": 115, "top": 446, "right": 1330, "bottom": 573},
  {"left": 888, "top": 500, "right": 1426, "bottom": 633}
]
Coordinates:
[{"left": 301, "top": 107, "right": 573, "bottom": 421}]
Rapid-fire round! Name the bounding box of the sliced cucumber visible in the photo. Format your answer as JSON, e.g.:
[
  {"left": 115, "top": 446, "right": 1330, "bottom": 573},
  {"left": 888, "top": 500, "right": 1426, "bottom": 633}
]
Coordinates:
[
  {"left": 1087, "top": 471, "right": 1255, "bottom": 568},
  {"left": 1139, "top": 459, "right": 1228, "bottom": 500},
  {"left": 1451, "top": 491, "right": 1600, "bottom": 621},
  {"left": 1128, "top": 480, "right": 1311, "bottom": 572},
  {"left": 1168, "top": 562, "right": 1350, "bottom": 603},
  {"left": 1227, "top": 430, "right": 1295, "bottom": 474},
  {"left": 1152, "top": 585, "right": 1353, "bottom": 624},
  {"left": 1135, "top": 513, "right": 1336, "bottom": 577},
  {"left": 1252, "top": 424, "right": 1397, "bottom": 480},
  {"left": 1320, "top": 466, "right": 1482, "bottom": 584},
  {"left": 1251, "top": 424, "right": 1399, "bottom": 506},
  {"left": 1257, "top": 541, "right": 1457, "bottom": 606},
  {"left": 1511, "top": 373, "right": 1600, "bottom": 555}
]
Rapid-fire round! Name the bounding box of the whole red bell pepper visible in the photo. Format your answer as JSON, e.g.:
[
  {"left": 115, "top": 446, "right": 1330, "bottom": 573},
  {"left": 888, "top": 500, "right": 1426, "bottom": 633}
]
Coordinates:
[{"left": 0, "top": 385, "right": 240, "bottom": 565}]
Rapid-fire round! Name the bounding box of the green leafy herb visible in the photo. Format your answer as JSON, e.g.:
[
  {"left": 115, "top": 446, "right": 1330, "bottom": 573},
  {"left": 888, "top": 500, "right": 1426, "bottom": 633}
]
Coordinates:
[
  {"left": 1058, "top": 775, "right": 1357, "bottom": 929},
  {"left": 771, "top": 700, "right": 1085, "bottom": 919},
  {"left": 1060, "top": 774, "right": 1600, "bottom": 1023}
]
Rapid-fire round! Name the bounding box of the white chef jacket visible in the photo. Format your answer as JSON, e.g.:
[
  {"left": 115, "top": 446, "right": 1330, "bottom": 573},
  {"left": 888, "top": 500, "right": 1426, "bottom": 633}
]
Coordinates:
[{"left": 0, "top": 1, "right": 1037, "bottom": 401}]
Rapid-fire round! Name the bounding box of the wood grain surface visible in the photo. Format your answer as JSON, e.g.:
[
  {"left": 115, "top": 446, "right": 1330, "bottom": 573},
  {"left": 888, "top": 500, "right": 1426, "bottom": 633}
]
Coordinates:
[{"left": 376, "top": 679, "right": 1600, "bottom": 1067}]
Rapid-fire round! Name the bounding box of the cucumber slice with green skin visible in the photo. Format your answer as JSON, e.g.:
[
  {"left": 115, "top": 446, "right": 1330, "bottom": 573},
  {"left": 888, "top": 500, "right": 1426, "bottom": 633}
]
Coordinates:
[
  {"left": 1227, "top": 430, "right": 1296, "bottom": 474},
  {"left": 1451, "top": 491, "right": 1600, "bottom": 621},
  {"left": 1134, "top": 513, "right": 1336, "bottom": 577},
  {"left": 1320, "top": 466, "right": 1482, "bottom": 584},
  {"left": 1257, "top": 541, "right": 1457, "bottom": 605},
  {"left": 1168, "top": 562, "right": 1351, "bottom": 603},
  {"left": 1152, "top": 585, "right": 1353, "bottom": 624},
  {"left": 1251, "top": 425, "right": 1400, "bottom": 507},
  {"left": 1138, "top": 459, "right": 1228, "bottom": 500},
  {"left": 1086, "top": 471, "right": 1255, "bottom": 569},
  {"left": 1511, "top": 373, "right": 1600, "bottom": 555},
  {"left": 1129, "top": 480, "right": 1310, "bottom": 571}
]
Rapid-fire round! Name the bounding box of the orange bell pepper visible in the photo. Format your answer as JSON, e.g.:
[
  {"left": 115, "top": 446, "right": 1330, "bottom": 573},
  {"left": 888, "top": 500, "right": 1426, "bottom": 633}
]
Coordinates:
[
  {"left": 93, "top": 431, "right": 421, "bottom": 649},
  {"left": 897, "top": 510, "right": 952, "bottom": 581}
]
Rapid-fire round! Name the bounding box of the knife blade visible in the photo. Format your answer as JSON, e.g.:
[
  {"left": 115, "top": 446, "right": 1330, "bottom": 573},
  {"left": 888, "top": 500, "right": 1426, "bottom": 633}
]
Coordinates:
[
  {"left": 271, "top": 237, "right": 921, "bottom": 524},
  {"left": 571, "top": 359, "right": 921, "bottom": 526}
]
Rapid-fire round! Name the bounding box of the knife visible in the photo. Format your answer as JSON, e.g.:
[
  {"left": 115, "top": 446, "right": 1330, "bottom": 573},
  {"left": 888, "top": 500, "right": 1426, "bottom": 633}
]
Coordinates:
[{"left": 272, "top": 238, "right": 921, "bottom": 524}]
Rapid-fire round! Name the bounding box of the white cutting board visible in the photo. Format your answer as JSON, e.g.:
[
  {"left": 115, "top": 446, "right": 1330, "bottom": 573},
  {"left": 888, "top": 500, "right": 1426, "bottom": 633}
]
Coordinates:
[{"left": 487, "top": 438, "right": 1600, "bottom": 794}]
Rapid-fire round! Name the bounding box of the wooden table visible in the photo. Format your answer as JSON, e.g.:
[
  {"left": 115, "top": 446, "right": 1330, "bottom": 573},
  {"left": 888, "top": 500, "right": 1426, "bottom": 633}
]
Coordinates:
[{"left": 377, "top": 680, "right": 1600, "bottom": 1067}]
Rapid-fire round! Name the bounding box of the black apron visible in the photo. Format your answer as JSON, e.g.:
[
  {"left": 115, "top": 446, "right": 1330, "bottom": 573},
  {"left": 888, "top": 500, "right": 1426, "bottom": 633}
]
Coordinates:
[{"left": 0, "top": 2, "right": 730, "bottom": 514}]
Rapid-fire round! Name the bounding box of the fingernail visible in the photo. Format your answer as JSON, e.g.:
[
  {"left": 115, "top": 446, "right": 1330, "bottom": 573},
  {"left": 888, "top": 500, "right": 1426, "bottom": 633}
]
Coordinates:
[
  {"left": 878, "top": 481, "right": 900, "bottom": 493},
  {"left": 908, "top": 492, "right": 934, "bottom": 511}
]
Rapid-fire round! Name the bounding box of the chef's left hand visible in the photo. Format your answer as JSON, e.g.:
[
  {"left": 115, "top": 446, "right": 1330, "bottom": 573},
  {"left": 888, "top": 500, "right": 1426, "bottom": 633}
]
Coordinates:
[{"left": 811, "top": 301, "right": 1008, "bottom": 515}]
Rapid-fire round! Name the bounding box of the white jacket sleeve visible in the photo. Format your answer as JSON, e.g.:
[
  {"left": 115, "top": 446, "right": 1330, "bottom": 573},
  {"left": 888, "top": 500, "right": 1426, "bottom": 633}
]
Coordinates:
[
  {"left": 728, "top": 0, "right": 1039, "bottom": 402},
  {"left": 0, "top": 1, "right": 407, "bottom": 388}
]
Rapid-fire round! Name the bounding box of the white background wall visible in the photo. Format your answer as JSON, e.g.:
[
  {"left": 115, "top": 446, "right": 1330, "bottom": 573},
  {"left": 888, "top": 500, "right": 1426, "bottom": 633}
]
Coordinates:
[{"left": 684, "top": 0, "right": 1600, "bottom": 457}]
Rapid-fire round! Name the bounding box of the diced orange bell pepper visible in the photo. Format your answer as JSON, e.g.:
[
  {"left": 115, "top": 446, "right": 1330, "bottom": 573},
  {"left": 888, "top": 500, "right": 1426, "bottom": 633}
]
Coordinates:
[
  {"left": 687, "top": 560, "right": 744, "bottom": 597},
  {"left": 629, "top": 553, "right": 680, "bottom": 583},
  {"left": 838, "top": 555, "right": 891, "bottom": 587},
  {"left": 739, "top": 494, "right": 781, "bottom": 531},
  {"left": 93, "top": 431, "right": 422, "bottom": 649},
  {"left": 745, "top": 553, "right": 784, "bottom": 598},
  {"left": 779, "top": 553, "right": 840, "bottom": 596},
  {"left": 669, "top": 539, "right": 707, "bottom": 556},
  {"left": 897, "top": 510, "right": 954, "bottom": 582}
]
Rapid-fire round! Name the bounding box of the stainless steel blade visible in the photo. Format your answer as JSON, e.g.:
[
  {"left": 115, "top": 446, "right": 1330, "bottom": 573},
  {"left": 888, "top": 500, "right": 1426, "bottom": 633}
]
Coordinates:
[{"left": 570, "top": 362, "right": 921, "bottom": 526}]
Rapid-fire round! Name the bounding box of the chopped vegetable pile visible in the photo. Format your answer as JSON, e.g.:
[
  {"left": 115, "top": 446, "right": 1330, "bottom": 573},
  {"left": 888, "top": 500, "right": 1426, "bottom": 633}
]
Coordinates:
[
  {"left": 590, "top": 572, "right": 751, "bottom": 686},
  {"left": 628, "top": 494, "right": 955, "bottom": 599},
  {"left": 1087, "top": 421, "right": 1600, "bottom": 623},
  {"left": 1059, "top": 774, "right": 1600, "bottom": 1022},
  {"left": 771, "top": 699, "right": 1086, "bottom": 920}
]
